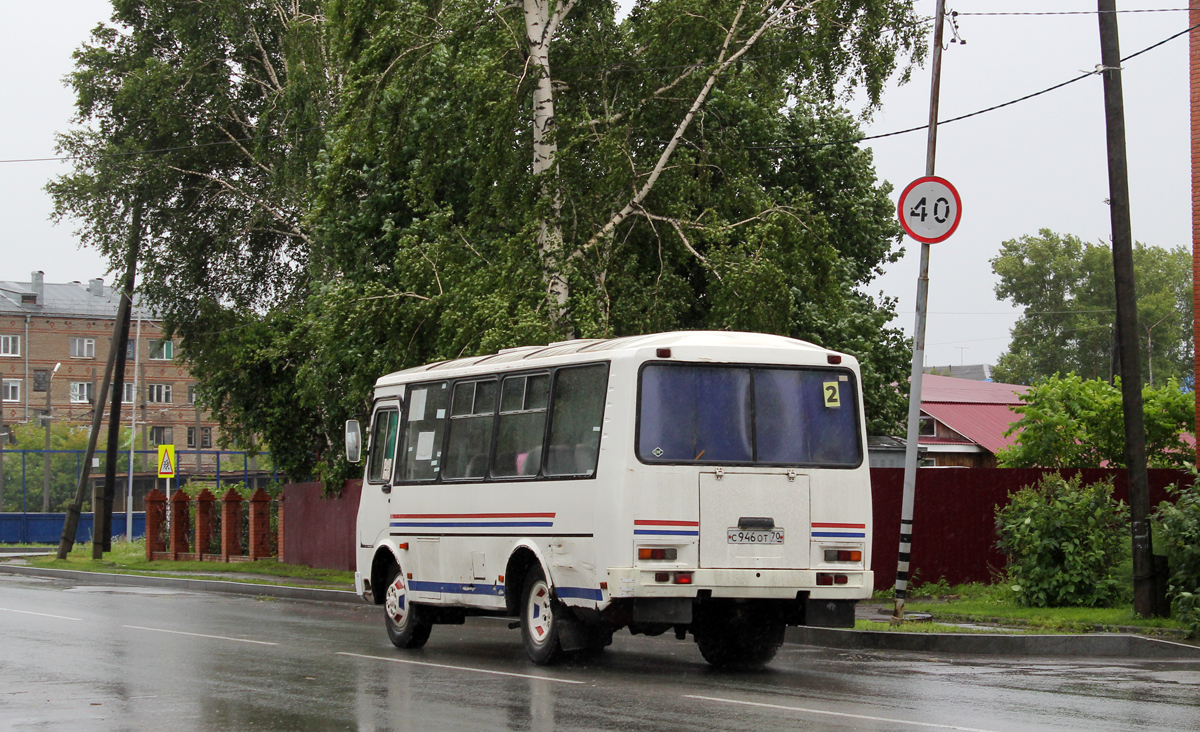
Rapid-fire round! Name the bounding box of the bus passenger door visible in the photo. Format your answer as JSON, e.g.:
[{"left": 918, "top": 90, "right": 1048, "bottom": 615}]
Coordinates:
[{"left": 698, "top": 471, "right": 810, "bottom": 569}]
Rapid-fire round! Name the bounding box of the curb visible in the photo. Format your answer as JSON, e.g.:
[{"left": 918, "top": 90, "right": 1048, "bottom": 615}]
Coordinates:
[
  {"left": 0, "top": 564, "right": 364, "bottom": 605},
  {"left": 786, "top": 625, "right": 1200, "bottom": 659}
]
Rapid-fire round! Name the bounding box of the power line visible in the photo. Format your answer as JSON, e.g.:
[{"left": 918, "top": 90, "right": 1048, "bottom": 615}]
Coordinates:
[
  {"left": 0, "top": 20, "right": 1194, "bottom": 166},
  {"left": 955, "top": 9, "right": 1191, "bottom": 16}
]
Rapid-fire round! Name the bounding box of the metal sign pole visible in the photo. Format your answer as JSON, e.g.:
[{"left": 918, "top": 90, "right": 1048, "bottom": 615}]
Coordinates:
[{"left": 892, "top": 0, "right": 946, "bottom": 624}]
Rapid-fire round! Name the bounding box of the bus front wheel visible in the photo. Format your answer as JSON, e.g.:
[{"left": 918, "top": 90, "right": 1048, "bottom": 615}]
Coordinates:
[
  {"left": 521, "top": 565, "right": 564, "bottom": 665},
  {"left": 384, "top": 566, "right": 431, "bottom": 649}
]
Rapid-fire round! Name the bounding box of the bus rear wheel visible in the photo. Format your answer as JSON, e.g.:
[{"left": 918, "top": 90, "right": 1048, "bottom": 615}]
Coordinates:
[
  {"left": 384, "top": 566, "right": 431, "bottom": 649},
  {"left": 695, "top": 618, "right": 784, "bottom": 668},
  {"left": 521, "top": 565, "right": 564, "bottom": 665}
]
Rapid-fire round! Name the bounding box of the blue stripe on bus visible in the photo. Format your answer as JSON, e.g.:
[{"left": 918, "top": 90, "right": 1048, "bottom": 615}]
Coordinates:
[
  {"left": 389, "top": 522, "right": 555, "bottom": 528},
  {"left": 634, "top": 529, "right": 699, "bottom": 536},
  {"left": 407, "top": 581, "right": 601, "bottom": 602},
  {"left": 812, "top": 531, "right": 866, "bottom": 538},
  {"left": 409, "top": 581, "right": 505, "bottom": 596},
  {"left": 555, "top": 587, "right": 604, "bottom": 601}
]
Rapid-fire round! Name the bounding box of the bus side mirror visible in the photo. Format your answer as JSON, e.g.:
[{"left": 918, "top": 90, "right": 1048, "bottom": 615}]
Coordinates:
[{"left": 345, "top": 420, "right": 362, "bottom": 463}]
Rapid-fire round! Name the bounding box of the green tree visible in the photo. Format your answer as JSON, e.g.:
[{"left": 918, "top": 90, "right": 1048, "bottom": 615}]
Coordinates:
[
  {"left": 53, "top": 0, "right": 924, "bottom": 486},
  {"left": 990, "top": 229, "right": 1193, "bottom": 386},
  {"left": 997, "top": 373, "right": 1193, "bottom": 469}
]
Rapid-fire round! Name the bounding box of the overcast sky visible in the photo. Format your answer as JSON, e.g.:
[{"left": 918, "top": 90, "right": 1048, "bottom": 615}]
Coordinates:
[{"left": 0, "top": 1, "right": 1191, "bottom": 370}]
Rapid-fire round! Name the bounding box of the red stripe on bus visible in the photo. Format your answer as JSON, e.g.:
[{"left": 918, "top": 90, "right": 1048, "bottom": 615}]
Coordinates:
[
  {"left": 634, "top": 520, "right": 700, "bottom": 526},
  {"left": 388, "top": 513, "right": 556, "bottom": 518},
  {"left": 811, "top": 522, "right": 866, "bottom": 528}
]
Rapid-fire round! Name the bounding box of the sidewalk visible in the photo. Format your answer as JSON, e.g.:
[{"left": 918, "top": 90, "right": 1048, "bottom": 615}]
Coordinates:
[{"left": 3, "top": 560, "right": 1198, "bottom": 659}]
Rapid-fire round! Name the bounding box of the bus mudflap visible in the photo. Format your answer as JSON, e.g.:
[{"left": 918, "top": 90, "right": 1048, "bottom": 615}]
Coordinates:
[{"left": 804, "top": 598, "right": 856, "bottom": 628}]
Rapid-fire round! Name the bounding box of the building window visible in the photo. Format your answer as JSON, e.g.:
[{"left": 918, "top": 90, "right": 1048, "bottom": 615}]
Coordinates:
[
  {"left": 70, "top": 337, "right": 95, "bottom": 359},
  {"left": 2, "top": 379, "right": 19, "bottom": 402},
  {"left": 70, "top": 382, "right": 94, "bottom": 404},
  {"left": 918, "top": 416, "right": 936, "bottom": 437},
  {"left": 149, "top": 339, "right": 173, "bottom": 360},
  {"left": 187, "top": 384, "right": 196, "bottom": 405},
  {"left": 126, "top": 341, "right": 136, "bottom": 360},
  {"left": 187, "top": 426, "right": 212, "bottom": 449},
  {"left": 0, "top": 335, "right": 19, "bottom": 357},
  {"left": 121, "top": 382, "right": 135, "bottom": 404},
  {"left": 150, "top": 426, "right": 173, "bottom": 446},
  {"left": 147, "top": 384, "right": 172, "bottom": 403}
]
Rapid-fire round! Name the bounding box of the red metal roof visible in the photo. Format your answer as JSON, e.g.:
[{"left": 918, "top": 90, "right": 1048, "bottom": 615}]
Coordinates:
[
  {"left": 921, "top": 402, "right": 1022, "bottom": 455},
  {"left": 921, "top": 374, "right": 1028, "bottom": 405}
]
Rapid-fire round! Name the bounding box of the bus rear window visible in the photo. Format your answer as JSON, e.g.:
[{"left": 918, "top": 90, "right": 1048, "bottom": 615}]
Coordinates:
[{"left": 637, "top": 364, "right": 862, "bottom": 468}]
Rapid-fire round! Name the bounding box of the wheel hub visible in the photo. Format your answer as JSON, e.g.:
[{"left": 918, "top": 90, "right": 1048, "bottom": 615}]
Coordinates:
[
  {"left": 384, "top": 575, "right": 409, "bottom": 629},
  {"left": 526, "top": 580, "right": 553, "bottom": 646}
]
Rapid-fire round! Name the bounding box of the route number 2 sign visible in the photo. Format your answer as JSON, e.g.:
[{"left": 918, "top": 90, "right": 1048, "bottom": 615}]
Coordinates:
[{"left": 898, "top": 176, "right": 961, "bottom": 244}]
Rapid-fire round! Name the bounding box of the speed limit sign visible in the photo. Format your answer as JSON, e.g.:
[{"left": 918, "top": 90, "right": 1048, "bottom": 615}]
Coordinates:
[{"left": 898, "top": 176, "right": 961, "bottom": 243}]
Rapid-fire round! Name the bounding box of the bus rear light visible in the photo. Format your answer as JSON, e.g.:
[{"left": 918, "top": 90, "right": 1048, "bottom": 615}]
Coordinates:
[
  {"left": 827, "top": 355, "right": 842, "bottom": 364},
  {"left": 656, "top": 348, "right": 672, "bottom": 358},
  {"left": 654, "top": 572, "right": 670, "bottom": 583},
  {"left": 673, "top": 572, "right": 692, "bottom": 584},
  {"left": 638, "top": 547, "right": 678, "bottom": 560},
  {"left": 834, "top": 574, "right": 848, "bottom": 585},
  {"left": 824, "top": 549, "right": 862, "bottom": 563},
  {"left": 816, "top": 573, "right": 833, "bottom": 586}
]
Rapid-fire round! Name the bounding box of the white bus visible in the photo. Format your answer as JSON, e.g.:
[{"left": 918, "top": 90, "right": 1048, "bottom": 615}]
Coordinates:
[{"left": 348, "top": 331, "right": 872, "bottom": 667}]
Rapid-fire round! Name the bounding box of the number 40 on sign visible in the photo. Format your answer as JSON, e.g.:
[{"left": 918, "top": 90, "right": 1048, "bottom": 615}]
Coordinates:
[{"left": 897, "top": 176, "right": 961, "bottom": 244}]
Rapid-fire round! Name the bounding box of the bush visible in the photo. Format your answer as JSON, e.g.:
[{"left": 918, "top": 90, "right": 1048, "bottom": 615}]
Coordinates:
[
  {"left": 1154, "top": 478, "right": 1200, "bottom": 637},
  {"left": 996, "top": 474, "right": 1128, "bottom": 608}
]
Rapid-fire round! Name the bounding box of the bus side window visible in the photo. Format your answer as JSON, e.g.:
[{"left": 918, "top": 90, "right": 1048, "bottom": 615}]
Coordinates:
[
  {"left": 398, "top": 382, "right": 449, "bottom": 481},
  {"left": 544, "top": 365, "right": 607, "bottom": 477},
  {"left": 367, "top": 408, "right": 399, "bottom": 483},
  {"left": 444, "top": 380, "right": 497, "bottom": 480},
  {"left": 492, "top": 374, "right": 549, "bottom": 478}
]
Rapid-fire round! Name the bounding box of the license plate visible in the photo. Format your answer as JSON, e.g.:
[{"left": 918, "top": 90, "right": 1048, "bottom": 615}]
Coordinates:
[{"left": 727, "top": 529, "right": 784, "bottom": 544}]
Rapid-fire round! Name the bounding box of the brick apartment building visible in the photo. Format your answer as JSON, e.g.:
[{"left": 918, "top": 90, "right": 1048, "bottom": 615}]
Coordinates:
[{"left": 0, "top": 271, "right": 219, "bottom": 455}]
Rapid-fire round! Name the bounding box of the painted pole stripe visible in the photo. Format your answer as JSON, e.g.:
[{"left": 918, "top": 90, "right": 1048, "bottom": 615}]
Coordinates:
[
  {"left": 390, "top": 513, "right": 555, "bottom": 519},
  {"left": 811, "top": 523, "right": 867, "bottom": 529},
  {"left": 683, "top": 695, "right": 1002, "bottom": 732},
  {"left": 634, "top": 520, "right": 700, "bottom": 526},
  {"left": 336, "top": 652, "right": 586, "bottom": 684},
  {"left": 123, "top": 625, "right": 278, "bottom": 646},
  {"left": 0, "top": 606, "right": 82, "bottom": 621}
]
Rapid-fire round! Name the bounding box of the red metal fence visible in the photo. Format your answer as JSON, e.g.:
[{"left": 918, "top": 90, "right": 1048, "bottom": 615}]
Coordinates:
[
  {"left": 278, "top": 469, "right": 1191, "bottom": 584},
  {"left": 869, "top": 468, "right": 1190, "bottom": 590},
  {"left": 280, "top": 480, "right": 361, "bottom": 571}
]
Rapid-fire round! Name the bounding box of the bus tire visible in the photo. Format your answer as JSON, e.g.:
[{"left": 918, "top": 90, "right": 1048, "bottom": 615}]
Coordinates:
[
  {"left": 520, "top": 565, "right": 564, "bottom": 665},
  {"left": 695, "top": 619, "right": 784, "bottom": 668},
  {"left": 384, "top": 565, "right": 431, "bottom": 649}
]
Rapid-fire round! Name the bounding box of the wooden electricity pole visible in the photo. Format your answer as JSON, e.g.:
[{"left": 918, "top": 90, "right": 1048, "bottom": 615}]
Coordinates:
[
  {"left": 95, "top": 202, "right": 141, "bottom": 557},
  {"left": 1097, "top": 0, "right": 1155, "bottom": 617}
]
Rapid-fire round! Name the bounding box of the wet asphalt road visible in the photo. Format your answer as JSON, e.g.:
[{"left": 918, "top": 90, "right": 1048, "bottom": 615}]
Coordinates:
[{"left": 2, "top": 574, "right": 1199, "bottom": 732}]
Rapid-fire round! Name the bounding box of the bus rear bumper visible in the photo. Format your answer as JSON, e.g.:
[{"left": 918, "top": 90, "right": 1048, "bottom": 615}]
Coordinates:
[{"left": 607, "top": 568, "right": 873, "bottom": 600}]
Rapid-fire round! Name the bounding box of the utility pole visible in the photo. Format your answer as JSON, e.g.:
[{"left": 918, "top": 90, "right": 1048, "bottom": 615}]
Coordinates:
[
  {"left": 892, "top": 0, "right": 947, "bottom": 624},
  {"left": 95, "top": 201, "right": 141, "bottom": 557},
  {"left": 1097, "top": 0, "right": 1156, "bottom": 617},
  {"left": 58, "top": 336, "right": 118, "bottom": 558},
  {"left": 42, "top": 363, "right": 60, "bottom": 512}
]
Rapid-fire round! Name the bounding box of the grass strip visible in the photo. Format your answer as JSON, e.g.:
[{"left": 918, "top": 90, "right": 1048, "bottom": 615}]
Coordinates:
[{"left": 24, "top": 539, "right": 354, "bottom": 589}]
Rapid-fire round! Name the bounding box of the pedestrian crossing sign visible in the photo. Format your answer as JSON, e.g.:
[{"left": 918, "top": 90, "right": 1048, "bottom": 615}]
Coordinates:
[{"left": 157, "top": 444, "right": 176, "bottom": 478}]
